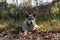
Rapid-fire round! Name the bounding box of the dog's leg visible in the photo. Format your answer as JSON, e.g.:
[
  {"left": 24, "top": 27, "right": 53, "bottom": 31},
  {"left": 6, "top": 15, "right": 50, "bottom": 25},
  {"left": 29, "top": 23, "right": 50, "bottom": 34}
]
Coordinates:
[
  {"left": 24, "top": 30, "right": 28, "bottom": 36},
  {"left": 22, "top": 25, "right": 28, "bottom": 36},
  {"left": 33, "top": 23, "right": 40, "bottom": 30}
]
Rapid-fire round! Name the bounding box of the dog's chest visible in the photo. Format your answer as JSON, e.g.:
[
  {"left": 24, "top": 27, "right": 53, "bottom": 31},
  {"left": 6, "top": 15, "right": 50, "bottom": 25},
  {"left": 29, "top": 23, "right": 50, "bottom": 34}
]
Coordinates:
[
  {"left": 27, "top": 24, "right": 34, "bottom": 31},
  {"left": 23, "top": 20, "right": 35, "bottom": 31}
]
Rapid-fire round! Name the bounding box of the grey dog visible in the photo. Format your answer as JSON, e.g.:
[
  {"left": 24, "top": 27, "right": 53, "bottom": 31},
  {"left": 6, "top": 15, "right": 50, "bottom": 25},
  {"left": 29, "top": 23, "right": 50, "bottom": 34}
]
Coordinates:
[{"left": 21, "top": 13, "right": 39, "bottom": 36}]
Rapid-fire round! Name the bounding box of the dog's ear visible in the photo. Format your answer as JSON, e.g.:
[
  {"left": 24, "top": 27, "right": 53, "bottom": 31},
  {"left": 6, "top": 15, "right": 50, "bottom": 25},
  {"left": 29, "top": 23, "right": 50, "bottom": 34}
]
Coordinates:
[
  {"left": 33, "top": 13, "right": 36, "bottom": 17},
  {"left": 25, "top": 13, "right": 29, "bottom": 17}
]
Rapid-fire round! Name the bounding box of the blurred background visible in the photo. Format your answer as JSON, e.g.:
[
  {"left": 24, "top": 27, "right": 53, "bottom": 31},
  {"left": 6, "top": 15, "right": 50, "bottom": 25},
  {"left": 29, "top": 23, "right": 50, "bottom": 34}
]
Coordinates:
[{"left": 0, "top": 0, "right": 60, "bottom": 33}]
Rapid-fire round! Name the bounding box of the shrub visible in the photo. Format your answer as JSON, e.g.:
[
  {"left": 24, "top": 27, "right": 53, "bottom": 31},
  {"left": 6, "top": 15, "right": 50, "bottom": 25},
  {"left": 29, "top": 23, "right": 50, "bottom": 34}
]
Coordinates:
[{"left": 51, "top": 6, "right": 59, "bottom": 14}]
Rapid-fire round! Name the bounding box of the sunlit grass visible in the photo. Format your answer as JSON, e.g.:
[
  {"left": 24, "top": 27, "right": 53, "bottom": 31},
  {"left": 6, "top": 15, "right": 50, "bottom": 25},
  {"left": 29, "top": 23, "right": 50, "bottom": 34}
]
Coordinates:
[{"left": 51, "top": 6, "right": 59, "bottom": 14}]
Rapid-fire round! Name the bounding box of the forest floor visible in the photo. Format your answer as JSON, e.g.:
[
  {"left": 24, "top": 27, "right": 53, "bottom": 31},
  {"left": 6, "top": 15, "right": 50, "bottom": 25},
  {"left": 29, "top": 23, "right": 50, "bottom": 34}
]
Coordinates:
[{"left": 0, "top": 31, "right": 60, "bottom": 40}]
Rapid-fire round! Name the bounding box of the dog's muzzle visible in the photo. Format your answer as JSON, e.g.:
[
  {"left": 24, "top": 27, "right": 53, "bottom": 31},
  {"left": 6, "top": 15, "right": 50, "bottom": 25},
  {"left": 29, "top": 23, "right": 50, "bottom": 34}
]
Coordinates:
[{"left": 27, "top": 21, "right": 33, "bottom": 26}]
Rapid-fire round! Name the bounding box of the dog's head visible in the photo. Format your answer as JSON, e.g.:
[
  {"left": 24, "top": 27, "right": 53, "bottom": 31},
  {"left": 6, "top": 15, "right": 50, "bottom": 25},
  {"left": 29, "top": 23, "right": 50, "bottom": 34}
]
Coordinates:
[{"left": 25, "top": 13, "right": 36, "bottom": 26}]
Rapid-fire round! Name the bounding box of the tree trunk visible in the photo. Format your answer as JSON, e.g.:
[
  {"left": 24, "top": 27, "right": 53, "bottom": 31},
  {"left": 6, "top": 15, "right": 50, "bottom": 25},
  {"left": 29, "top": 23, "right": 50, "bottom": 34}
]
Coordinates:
[
  {"left": 5, "top": 0, "right": 6, "bottom": 9},
  {"left": 16, "top": 0, "right": 18, "bottom": 7},
  {"left": 35, "top": 0, "right": 38, "bottom": 6}
]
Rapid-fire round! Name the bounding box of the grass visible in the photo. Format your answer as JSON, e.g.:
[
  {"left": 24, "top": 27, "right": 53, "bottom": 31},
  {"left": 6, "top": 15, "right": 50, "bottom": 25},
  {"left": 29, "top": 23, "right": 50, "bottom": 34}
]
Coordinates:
[{"left": 1, "top": 18, "right": 60, "bottom": 33}]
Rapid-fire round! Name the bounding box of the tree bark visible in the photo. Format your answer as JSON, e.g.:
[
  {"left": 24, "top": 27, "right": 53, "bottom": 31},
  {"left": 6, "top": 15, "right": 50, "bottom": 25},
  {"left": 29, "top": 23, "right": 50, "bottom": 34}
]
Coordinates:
[
  {"left": 5, "top": 0, "right": 6, "bottom": 9},
  {"left": 16, "top": 0, "right": 18, "bottom": 7}
]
